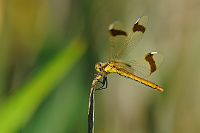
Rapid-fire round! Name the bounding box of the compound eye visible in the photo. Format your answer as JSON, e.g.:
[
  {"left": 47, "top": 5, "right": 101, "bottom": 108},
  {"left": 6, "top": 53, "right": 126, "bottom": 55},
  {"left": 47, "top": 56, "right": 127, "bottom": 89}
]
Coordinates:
[{"left": 99, "top": 63, "right": 103, "bottom": 66}]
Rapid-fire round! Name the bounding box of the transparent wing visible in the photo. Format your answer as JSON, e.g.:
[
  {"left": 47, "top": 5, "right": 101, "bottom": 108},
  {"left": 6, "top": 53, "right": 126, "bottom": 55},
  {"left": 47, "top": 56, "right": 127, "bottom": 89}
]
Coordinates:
[
  {"left": 109, "top": 16, "right": 148, "bottom": 60},
  {"left": 108, "top": 21, "right": 127, "bottom": 60},
  {"left": 118, "top": 52, "right": 164, "bottom": 78}
]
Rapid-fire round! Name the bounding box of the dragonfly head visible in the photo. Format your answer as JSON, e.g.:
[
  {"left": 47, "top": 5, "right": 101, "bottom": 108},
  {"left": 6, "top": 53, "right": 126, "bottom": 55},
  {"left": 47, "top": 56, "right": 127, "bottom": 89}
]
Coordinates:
[{"left": 95, "top": 62, "right": 104, "bottom": 73}]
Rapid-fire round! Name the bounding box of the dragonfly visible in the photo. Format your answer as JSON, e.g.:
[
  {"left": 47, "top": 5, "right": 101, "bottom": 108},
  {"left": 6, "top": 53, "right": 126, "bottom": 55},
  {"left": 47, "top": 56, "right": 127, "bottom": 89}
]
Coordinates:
[{"left": 95, "top": 16, "right": 164, "bottom": 92}]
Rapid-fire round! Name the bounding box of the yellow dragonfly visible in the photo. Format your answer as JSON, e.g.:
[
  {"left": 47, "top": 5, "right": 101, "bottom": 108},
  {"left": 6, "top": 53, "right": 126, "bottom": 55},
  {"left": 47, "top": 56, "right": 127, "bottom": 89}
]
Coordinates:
[{"left": 95, "top": 16, "right": 164, "bottom": 92}]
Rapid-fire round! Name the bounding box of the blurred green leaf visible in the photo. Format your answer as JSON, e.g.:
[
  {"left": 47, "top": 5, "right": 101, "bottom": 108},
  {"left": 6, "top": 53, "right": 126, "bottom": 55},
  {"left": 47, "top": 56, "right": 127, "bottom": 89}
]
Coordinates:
[{"left": 0, "top": 37, "right": 88, "bottom": 133}]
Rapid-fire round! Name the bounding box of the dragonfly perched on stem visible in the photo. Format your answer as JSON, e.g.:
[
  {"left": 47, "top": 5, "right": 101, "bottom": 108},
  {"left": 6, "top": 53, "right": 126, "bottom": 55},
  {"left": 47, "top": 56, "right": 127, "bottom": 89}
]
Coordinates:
[{"left": 95, "top": 16, "right": 164, "bottom": 92}]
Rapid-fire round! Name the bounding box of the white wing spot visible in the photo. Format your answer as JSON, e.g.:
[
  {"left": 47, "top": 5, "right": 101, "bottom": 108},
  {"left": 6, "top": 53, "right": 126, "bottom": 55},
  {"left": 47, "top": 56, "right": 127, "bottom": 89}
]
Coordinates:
[{"left": 150, "top": 52, "right": 157, "bottom": 54}]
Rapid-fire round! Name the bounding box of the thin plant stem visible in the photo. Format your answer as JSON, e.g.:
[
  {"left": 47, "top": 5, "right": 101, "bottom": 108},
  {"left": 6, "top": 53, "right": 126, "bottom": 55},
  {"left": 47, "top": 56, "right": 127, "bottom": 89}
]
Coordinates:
[{"left": 88, "top": 74, "right": 102, "bottom": 133}]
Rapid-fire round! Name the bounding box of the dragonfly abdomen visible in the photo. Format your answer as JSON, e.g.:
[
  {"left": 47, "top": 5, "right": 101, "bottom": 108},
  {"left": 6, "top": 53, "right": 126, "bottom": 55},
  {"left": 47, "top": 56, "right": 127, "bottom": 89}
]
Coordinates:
[{"left": 116, "top": 69, "right": 163, "bottom": 92}]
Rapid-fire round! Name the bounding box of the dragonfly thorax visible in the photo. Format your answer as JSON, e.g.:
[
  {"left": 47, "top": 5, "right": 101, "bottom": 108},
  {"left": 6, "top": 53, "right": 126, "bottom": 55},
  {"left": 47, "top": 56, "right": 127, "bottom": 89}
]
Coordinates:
[{"left": 95, "top": 62, "right": 118, "bottom": 74}]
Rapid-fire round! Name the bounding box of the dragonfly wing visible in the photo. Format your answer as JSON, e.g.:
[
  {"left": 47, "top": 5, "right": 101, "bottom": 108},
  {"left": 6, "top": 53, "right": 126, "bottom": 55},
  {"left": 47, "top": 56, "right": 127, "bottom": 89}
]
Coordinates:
[
  {"left": 124, "top": 52, "right": 164, "bottom": 78},
  {"left": 113, "top": 16, "right": 148, "bottom": 60},
  {"left": 108, "top": 21, "right": 128, "bottom": 60}
]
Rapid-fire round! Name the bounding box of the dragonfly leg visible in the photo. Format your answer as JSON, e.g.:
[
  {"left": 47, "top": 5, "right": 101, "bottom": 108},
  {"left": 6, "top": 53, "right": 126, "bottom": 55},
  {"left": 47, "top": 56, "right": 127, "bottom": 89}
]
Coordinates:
[
  {"left": 96, "top": 76, "right": 108, "bottom": 90},
  {"left": 96, "top": 73, "right": 104, "bottom": 84}
]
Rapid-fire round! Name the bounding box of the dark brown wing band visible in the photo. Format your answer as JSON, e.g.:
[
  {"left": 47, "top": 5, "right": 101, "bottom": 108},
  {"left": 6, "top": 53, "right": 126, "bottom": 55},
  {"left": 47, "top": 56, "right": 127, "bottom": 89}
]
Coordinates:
[
  {"left": 145, "top": 53, "right": 157, "bottom": 73},
  {"left": 132, "top": 22, "right": 146, "bottom": 33},
  {"left": 109, "top": 29, "right": 127, "bottom": 37}
]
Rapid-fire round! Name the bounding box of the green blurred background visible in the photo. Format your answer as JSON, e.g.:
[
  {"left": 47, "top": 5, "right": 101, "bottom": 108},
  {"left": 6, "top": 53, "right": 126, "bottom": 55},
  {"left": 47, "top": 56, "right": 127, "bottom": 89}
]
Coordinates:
[{"left": 1, "top": 0, "right": 200, "bottom": 133}]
